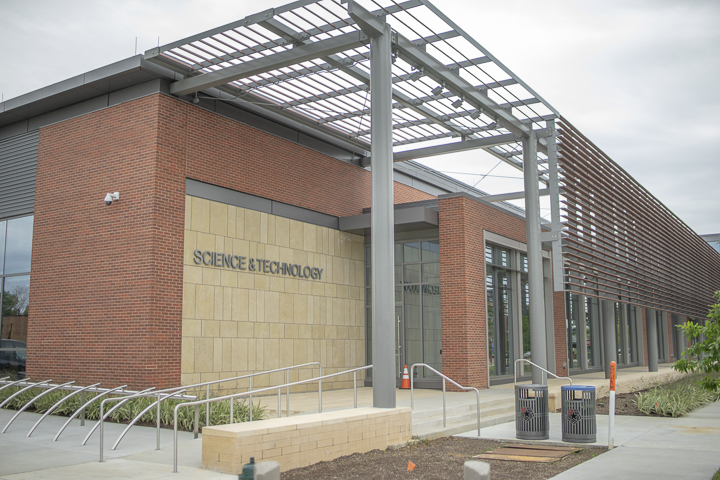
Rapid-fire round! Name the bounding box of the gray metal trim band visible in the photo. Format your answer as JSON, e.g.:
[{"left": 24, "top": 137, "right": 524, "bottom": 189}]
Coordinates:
[{"left": 186, "top": 179, "right": 339, "bottom": 230}]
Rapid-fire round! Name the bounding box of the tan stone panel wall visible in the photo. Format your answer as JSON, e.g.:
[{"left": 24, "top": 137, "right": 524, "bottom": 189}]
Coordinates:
[
  {"left": 183, "top": 196, "right": 366, "bottom": 392},
  {"left": 202, "top": 407, "right": 412, "bottom": 474}
]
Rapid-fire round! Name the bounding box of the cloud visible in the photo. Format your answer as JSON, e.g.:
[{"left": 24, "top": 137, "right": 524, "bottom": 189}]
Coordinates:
[{"left": 1, "top": 0, "right": 718, "bottom": 233}]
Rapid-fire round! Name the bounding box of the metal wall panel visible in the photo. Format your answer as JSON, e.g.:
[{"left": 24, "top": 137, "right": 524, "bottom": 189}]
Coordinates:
[
  {"left": 559, "top": 119, "right": 720, "bottom": 319},
  {"left": 0, "top": 131, "right": 38, "bottom": 220}
]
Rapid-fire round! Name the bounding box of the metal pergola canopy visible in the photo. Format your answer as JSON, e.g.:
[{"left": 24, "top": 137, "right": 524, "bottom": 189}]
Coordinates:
[{"left": 144, "top": 0, "right": 558, "bottom": 176}]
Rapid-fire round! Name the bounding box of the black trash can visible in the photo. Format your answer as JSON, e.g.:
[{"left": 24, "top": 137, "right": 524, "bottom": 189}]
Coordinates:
[
  {"left": 515, "top": 384, "right": 549, "bottom": 440},
  {"left": 561, "top": 385, "right": 596, "bottom": 443}
]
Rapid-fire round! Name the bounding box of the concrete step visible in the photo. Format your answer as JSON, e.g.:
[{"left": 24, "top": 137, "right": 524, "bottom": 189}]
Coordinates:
[
  {"left": 410, "top": 396, "right": 514, "bottom": 421},
  {"left": 413, "top": 404, "right": 514, "bottom": 430},
  {"left": 412, "top": 410, "right": 516, "bottom": 440}
]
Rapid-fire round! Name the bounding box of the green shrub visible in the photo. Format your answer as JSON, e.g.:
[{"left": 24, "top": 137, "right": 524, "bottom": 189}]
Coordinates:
[
  {"left": 635, "top": 373, "right": 720, "bottom": 417},
  {"left": 0, "top": 385, "right": 267, "bottom": 431}
]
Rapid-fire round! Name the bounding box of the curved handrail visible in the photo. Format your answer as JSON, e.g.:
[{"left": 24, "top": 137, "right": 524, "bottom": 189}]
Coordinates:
[
  {"left": 0, "top": 377, "right": 29, "bottom": 395},
  {"left": 409, "top": 363, "right": 481, "bottom": 437},
  {"left": 111, "top": 390, "right": 187, "bottom": 450},
  {"left": 53, "top": 385, "right": 128, "bottom": 441},
  {"left": 0, "top": 379, "right": 51, "bottom": 410},
  {"left": 27, "top": 382, "right": 100, "bottom": 437},
  {"left": 513, "top": 358, "right": 572, "bottom": 386},
  {"left": 169, "top": 365, "right": 373, "bottom": 473},
  {"left": 85, "top": 387, "right": 156, "bottom": 446},
  {"left": 2, "top": 381, "right": 75, "bottom": 433}
]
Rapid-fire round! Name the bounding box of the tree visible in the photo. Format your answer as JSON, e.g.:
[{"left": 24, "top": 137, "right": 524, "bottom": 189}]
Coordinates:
[{"left": 673, "top": 291, "right": 720, "bottom": 393}]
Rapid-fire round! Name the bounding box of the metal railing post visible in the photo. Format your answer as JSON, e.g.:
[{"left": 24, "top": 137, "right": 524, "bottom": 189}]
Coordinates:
[
  {"left": 475, "top": 390, "right": 481, "bottom": 436},
  {"left": 99, "top": 402, "right": 105, "bottom": 463},
  {"left": 410, "top": 373, "right": 414, "bottom": 410},
  {"left": 173, "top": 407, "right": 179, "bottom": 473},
  {"left": 194, "top": 405, "right": 199, "bottom": 439},
  {"left": 206, "top": 384, "right": 210, "bottom": 427},
  {"left": 318, "top": 365, "right": 323, "bottom": 413},
  {"left": 249, "top": 377, "right": 253, "bottom": 422},
  {"left": 353, "top": 371, "right": 357, "bottom": 408},
  {"left": 156, "top": 392, "right": 161, "bottom": 450},
  {"left": 286, "top": 369, "right": 290, "bottom": 417},
  {"left": 278, "top": 388, "right": 282, "bottom": 418},
  {"left": 230, "top": 397, "right": 234, "bottom": 424},
  {"left": 442, "top": 377, "right": 446, "bottom": 428},
  {"left": 80, "top": 391, "right": 86, "bottom": 426}
]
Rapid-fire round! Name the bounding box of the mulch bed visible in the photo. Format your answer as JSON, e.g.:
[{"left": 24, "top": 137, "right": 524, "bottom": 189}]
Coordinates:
[
  {"left": 281, "top": 437, "right": 606, "bottom": 480},
  {"left": 596, "top": 391, "right": 651, "bottom": 416}
]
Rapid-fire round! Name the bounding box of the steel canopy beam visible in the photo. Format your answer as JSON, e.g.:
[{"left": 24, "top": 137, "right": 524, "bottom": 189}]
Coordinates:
[
  {"left": 390, "top": 133, "right": 519, "bottom": 163},
  {"left": 391, "top": 35, "right": 531, "bottom": 138},
  {"left": 480, "top": 189, "right": 549, "bottom": 203},
  {"left": 170, "top": 31, "right": 369, "bottom": 96},
  {"left": 359, "top": 133, "right": 518, "bottom": 166}
]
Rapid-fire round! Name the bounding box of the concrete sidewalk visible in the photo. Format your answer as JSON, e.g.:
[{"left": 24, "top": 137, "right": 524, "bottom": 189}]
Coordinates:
[
  {"left": 0, "top": 365, "right": 702, "bottom": 479},
  {"left": 0, "top": 409, "right": 235, "bottom": 479},
  {"left": 456, "top": 400, "right": 720, "bottom": 480},
  {"left": 548, "top": 400, "right": 720, "bottom": 480}
]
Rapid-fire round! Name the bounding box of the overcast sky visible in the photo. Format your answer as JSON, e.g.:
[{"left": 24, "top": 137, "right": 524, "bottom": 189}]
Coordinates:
[{"left": 2, "top": 0, "right": 718, "bottom": 234}]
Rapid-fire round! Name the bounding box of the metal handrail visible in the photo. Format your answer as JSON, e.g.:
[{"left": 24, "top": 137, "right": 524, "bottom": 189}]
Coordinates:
[
  {"left": 409, "top": 363, "right": 481, "bottom": 436},
  {"left": 169, "top": 365, "right": 373, "bottom": 473},
  {"left": 28, "top": 383, "right": 101, "bottom": 437},
  {"left": 1, "top": 362, "right": 323, "bottom": 458},
  {"left": 513, "top": 358, "right": 572, "bottom": 386},
  {"left": 2, "top": 381, "right": 75, "bottom": 433},
  {"left": 192, "top": 361, "right": 322, "bottom": 427}
]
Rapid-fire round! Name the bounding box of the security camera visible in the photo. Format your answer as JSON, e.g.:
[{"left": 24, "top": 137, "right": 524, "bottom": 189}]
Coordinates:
[{"left": 104, "top": 192, "right": 120, "bottom": 206}]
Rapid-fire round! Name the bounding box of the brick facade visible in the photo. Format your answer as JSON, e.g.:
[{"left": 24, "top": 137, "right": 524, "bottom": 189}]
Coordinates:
[
  {"left": 30, "top": 94, "right": 185, "bottom": 388},
  {"left": 27, "top": 93, "right": 433, "bottom": 389},
  {"left": 26, "top": 91, "right": 571, "bottom": 391},
  {"left": 438, "top": 194, "right": 566, "bottom": 389}
]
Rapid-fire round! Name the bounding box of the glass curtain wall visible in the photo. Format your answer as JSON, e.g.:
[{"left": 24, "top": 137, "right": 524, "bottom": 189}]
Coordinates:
[
  {"left": 486, "top": 244, "right": 530, "bottom": 378},
  {"left": 365, "top": 239, "right": 441, "bottom": 383},
  {"left": 0, "top": 215, "right": 33, "bottom": 379},
  {"left": 566, "top": 295, "right": 640, "bottom": 371}
]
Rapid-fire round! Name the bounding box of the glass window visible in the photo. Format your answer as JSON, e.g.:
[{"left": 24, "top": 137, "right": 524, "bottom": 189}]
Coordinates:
[
  {"left": 485, "top": 245, "right": 493, "bottom": 264},
  {"left": 403, "top": 264, "right": 420, "bottom": 284},
  {"left": 366, "top": 238, "right": 442, "bottom": 384},
  {"left": 4, "top": 216, "right": 33, "bottom": 275},
  {"left": 1, "top": 215, "right": 33, "bottom": 380},
  {"left": 421, "top": 241, "right": 439, "bottom": 262},
  {"left": 1, "top": 275, "right": 30, "bottom": 378},
  {"left": 421, "top": 263, "right": 440, "bottom": 284},
  {"left": 422, "top": 284, "right": 441, "bottom": 376},
  {"left": 403, "top": 242, "right": 420, "bottom": 263}
]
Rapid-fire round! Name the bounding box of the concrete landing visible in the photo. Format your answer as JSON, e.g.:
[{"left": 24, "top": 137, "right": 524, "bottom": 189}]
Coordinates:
[{"left": 455, "top": 399, "right": 720, "bottom": 480}]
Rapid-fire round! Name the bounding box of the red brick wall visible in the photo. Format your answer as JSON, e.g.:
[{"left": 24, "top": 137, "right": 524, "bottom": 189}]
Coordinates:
[
  {"left": 30, "top": 94, "right": 185, "bottom": 388},
  {"left": 438, "top": 194, "right": 566, "bottom": 389},
  {"left": 27, "top": 93, "right": 433, "bottom": 389},
  {"left": 181, "top": 100, "right": 433, "bottom": 216}
]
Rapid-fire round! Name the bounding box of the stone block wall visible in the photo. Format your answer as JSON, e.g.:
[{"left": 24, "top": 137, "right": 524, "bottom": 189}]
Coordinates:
[
  {"left": 182, "top": 196, "right": 366, "bottom": 391},
  {"left": 202, "top": 407, "right": 412, "bottom": 474}
]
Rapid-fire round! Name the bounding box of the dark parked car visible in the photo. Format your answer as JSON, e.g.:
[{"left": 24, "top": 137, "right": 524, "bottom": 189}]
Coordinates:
[{"left": 0, "top": 339, "right": 26, "bottom": 378}]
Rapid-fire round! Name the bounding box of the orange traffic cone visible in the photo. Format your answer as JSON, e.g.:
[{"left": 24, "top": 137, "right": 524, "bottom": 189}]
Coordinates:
[{"left": 401, "top": 365, "right": 411, "bottom": 389}]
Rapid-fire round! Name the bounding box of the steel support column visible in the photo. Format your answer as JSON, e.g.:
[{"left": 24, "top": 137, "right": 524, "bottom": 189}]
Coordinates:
[
  {"left": 602, "top": 300, "right": 617, "bottom": 379},
  {"left": 647, "top": 308, "right": 659, "bottom": 372},
  {"left": 578, "top": 294, "right": 589, "bottom": 370},
  {"left": 370, "top": 23, "right": 396, "bottom": 408},
  {"left": 523, "top": 130, "right": 548, "bottom": 384}
]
